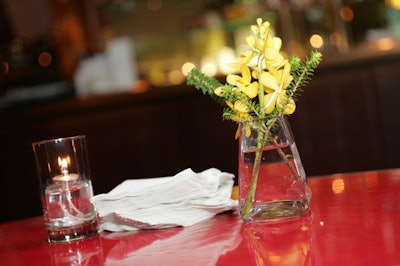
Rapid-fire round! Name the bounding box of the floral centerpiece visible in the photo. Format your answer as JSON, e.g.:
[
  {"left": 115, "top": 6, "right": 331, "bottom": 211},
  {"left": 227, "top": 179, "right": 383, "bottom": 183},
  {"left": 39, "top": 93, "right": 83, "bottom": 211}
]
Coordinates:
[{"left": 187, "top": 18, "right": 322, "bottom": 222}]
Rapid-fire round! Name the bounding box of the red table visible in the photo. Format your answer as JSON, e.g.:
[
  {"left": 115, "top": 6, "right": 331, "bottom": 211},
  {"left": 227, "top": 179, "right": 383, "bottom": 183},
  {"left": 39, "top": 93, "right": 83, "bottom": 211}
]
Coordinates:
[{"left": 2, "top": 169, "right": 400, "bottom": 265}]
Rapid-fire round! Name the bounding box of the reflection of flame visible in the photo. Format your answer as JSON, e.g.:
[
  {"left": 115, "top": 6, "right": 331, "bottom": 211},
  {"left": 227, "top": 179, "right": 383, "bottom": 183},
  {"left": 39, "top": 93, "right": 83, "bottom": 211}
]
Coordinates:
[{"left": 242, "top": 212, "right": 314, "bottom": 266}]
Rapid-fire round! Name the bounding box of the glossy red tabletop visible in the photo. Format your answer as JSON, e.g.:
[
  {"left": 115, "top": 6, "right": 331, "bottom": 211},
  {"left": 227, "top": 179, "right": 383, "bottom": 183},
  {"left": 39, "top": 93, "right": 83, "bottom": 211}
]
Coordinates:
[{"left": 1, "top": 169, "right": 400, "bottom": 265}]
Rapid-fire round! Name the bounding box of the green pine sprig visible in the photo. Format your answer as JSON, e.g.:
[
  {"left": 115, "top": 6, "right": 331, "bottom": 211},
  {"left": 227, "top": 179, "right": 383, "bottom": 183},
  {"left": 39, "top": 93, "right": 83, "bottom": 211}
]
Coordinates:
[
  {"left": 186, "top": 68, "right": 225, "bottom": 105},
  {"left": 287, "top": 51, "right": 322, "bottom": 101},
  {"left": 187, "top": 68, "right": 260, "bottom": 121},
  {"left": 186, "top": 51, "right": 322, "bottom": 124}
]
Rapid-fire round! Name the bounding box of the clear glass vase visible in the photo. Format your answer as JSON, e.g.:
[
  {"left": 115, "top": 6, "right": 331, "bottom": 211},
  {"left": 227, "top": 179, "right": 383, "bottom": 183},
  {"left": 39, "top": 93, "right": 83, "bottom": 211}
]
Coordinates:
[{"left": 238, "top": 115, "right": 311, "bottom": 222}]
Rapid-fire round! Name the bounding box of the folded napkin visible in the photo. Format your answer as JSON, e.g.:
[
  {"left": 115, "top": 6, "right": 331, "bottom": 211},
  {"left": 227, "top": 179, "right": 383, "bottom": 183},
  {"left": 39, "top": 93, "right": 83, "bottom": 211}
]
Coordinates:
[{"left": 91, "top": 168, "right": 238, "bottom": 232}]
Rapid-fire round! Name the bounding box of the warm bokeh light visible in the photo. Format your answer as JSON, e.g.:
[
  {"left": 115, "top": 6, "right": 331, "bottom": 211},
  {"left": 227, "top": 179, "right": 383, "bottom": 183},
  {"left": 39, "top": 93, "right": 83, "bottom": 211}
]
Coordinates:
[
  {"left": 168, "top": 70, "right": 184, "bottom": 85},
  {"left": 217, "top": 46, "right": 235, "bottom": 74},
  {"left": 340, "top": 6, "right": 354, "bottom": 22},
  {"left": 269, "top": 255, "right": 281, "bottom": 263},
  {"left": 181, "top": 62, "right": 195, "bottom": 76},
  {"left": 330, "top": 32, "right": 342, "bottom": 46},
  {"left": 376, "top": 38, "right": 396, "bottom": 51},
  {"left": 38, "top": 51, "right": 53, "bottom": 67},
  {"left": 309, "top": 34, "right": 324, "bottom": 49},
  {"left": 147, "top": 0, "right": 162, "bottom": 11},
  {"left": 200, "top": 56, "right": 218, "bottom": 77},
  {"left": 386, "top": 0, "right": 400, "bottom": 10},
  {"left": 0, "top": 61, "right": 9, "bottom": 76},
  {"left": 149, "top": 70, "right": 167, "bottom": 86},
  {"left": 201, "top": 63, "right": 217, "bottom": 77},
  {"left": 332, "top": 178, "right": 345, "bottom": 194}
]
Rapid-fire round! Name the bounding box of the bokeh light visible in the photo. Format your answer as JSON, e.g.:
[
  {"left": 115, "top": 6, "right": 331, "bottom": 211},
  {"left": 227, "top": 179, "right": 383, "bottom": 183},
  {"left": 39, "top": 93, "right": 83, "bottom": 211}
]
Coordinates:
[
  {"left": 0, "top": 61, "right": 9, "bottom": 76},
  {"left": 168, "top": 70, "right": 184, "bottom": 85},
  {"left": 38, "top": 51, "right": 53, "bottom": 67},
  {"left": 340, "top": 6, "right": 354, "bottom": 22},
  {"left": 181, "top": 62, "right": 195, "bottom": 76},
  {"left": 332, "top": 178, "right": 345, "bottom": 194},
  {"left": 330, "top": 32, "right": 342, "bottom": 46},
  {"left": 309, "top": 34, "right": 324, "bottom": 49}
]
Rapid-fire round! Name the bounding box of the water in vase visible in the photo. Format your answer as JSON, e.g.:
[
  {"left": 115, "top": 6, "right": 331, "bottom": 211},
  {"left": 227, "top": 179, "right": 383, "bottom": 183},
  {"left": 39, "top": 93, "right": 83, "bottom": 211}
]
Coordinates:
[{"left": 239, "top": 140, "right": 311, "bottom": 222}]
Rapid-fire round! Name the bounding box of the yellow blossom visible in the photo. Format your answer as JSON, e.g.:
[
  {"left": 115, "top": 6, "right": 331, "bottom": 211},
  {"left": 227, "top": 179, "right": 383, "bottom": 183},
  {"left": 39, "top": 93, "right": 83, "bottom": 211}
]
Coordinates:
[
  {"left": 260, "top": 61, "right": 293, "bottom": 114},
  {"left": 277, "top": 96, "right": 296, "bottom": 114},
  {"left": 226, "top": 101, "right": 250, "bottom": 122},
  {"left": 228, "top": 51, "right": 256, "bottom": 72},
  {"left": 250, "top": 18, "right": 271, "bottom": 51},
  {"left": 227, "top": 65, "right": 258, "bottom": 99},
  {"left": 264, "top": 37, "right": 285, "bottom": 69},
  {"left": 234, "top": 100, "right": 249, "bottom": 113},
  {"left": 246, "top": 36, "right": 255, "bottom": 47},
  {"left": 214, "top": 86, "right": 224, "bottom": 97},
  {"left": 251, "top": 18, "right": 270, "bottom": 36}
]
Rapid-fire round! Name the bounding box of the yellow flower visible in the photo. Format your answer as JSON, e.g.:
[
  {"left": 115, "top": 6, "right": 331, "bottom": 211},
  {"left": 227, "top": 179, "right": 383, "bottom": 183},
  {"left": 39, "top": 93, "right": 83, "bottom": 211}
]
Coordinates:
[
  {"left": 249, "top": 18, "right": 272, "bottom": 54},
  {"left": 251, "top": 18, "right": 271, "bottom": 38},
  {"left": 246, "top": 35, "right": 255, "bottom": 47},
  {"left": 277, "top": 95, "right": 296, "bottom": 114},
  {"left": 214, "top": 86, "right": 225, "bottom": 97},
  {"left": 227, "top": 65, "right": 258, "bottom": 99},
  {"left": 233, "top": 100, "right": 249, "bottom": 113},
  {"left": 260, "top": 61, "right": 293, "bottom": 114},
  {"left": 228, "top": 51, "right": 256, "bottom": 72},
  {"left": 264, "top": 37, "right": 285, "bottom": 69},
  {"left": 226, "top": 101, "right": 250, "bottom": 122}
]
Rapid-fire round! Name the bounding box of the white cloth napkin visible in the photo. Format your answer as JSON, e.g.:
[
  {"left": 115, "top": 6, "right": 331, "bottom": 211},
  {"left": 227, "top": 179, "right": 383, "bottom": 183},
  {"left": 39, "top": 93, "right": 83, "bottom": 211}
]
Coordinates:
[{"left": 91, "top": 168, "right": 238, "bottom": 232}]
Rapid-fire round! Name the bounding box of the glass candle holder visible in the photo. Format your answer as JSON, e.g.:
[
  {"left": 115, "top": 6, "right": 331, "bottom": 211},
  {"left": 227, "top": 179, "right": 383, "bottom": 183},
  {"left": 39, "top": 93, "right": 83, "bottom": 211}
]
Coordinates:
[{"left": 32, "top": 135, "right": 99, "bottom": 243}]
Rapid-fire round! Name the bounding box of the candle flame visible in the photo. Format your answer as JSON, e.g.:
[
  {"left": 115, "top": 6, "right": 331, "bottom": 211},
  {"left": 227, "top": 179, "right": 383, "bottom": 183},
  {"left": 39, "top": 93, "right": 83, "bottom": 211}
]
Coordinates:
[
  {"left": 53, "top": 155, "right": 78, "bottom": 181},
  {"left": 58, "top": 156, "right": 70, "bottom": 175}
]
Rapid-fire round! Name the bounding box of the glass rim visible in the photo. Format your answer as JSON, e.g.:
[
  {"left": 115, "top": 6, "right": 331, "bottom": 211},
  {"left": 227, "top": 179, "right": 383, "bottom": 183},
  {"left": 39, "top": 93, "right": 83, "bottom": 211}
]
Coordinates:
[{"left": 32, "top": 135, "right": 86, "bottom": 146}]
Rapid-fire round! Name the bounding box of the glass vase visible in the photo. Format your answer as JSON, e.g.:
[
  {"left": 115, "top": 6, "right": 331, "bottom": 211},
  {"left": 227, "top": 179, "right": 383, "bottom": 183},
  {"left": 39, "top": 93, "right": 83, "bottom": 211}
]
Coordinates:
[{"left": 238, "top": 115, "right": 311, "bottom": 222}]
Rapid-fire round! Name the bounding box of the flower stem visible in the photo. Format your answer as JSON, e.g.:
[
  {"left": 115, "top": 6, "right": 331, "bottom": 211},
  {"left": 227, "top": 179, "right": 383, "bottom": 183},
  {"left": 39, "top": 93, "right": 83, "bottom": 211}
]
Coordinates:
[
  {"left": 242, "top": 130, "right": 264, "bottom": 219},
  {"left": 272, "top": 136, "right": 300, "bottom": 181},
  {"left": 241, "top": 46, "right": 268, "bottom": 220},
  {"left": 241, "top": 116, "right": 300, "bottom": 220}
]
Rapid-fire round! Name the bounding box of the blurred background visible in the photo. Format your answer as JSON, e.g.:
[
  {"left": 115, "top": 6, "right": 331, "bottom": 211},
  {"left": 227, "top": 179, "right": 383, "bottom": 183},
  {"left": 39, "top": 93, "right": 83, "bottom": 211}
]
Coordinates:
[
  {"left": 2, "top": 0, "right": 400, "bottom": 222},
  {"left": 2, "top": 0, "right": 400, "bottom": 93}
]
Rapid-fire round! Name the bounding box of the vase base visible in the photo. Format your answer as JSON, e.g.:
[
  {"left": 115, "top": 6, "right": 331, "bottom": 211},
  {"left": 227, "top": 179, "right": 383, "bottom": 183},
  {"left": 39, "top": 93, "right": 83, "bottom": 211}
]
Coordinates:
[{"left": 241, "top": 199, "right": 310, "bottom": 223}]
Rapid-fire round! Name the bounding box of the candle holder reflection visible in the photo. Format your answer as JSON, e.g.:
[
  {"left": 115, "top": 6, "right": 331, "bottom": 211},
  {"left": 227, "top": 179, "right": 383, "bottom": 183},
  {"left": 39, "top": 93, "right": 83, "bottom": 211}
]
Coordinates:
[
  {"left": 49, "top": 235, "right": 104, "bottom": 265},
  {"left": 32, "top": 136, "right": 99, "bottom": 243}
]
